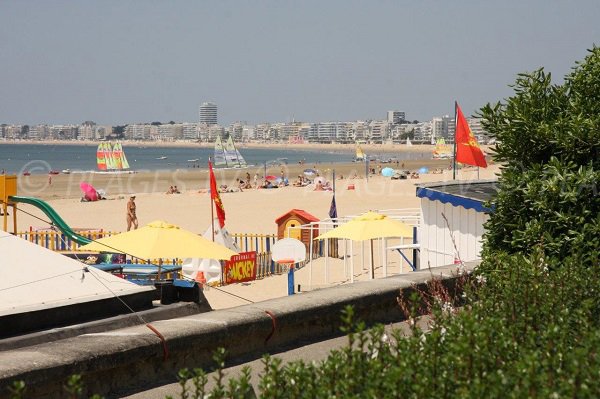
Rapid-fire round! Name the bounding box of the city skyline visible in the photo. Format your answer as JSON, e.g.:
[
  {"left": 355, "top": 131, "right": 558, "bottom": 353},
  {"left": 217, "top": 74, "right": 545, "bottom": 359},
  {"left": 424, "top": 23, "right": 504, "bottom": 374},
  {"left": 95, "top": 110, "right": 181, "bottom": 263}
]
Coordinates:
[{"left": 1, "top": 1, "right": 599, "bottom": 126}]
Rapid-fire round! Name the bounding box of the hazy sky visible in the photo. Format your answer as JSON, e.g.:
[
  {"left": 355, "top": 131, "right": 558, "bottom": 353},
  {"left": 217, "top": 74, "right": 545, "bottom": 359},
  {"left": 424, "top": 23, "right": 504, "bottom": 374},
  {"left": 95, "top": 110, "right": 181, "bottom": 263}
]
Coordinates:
[{"left": 1, "top": 1, "right": 599, "bottom": 126}]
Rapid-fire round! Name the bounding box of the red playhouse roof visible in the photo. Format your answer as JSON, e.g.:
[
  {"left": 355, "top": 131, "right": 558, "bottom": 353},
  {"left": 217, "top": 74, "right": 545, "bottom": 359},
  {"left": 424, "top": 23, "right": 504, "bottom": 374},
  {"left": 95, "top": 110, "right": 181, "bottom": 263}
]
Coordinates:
[{"left": 275, "top": 209, "right": 319, "bottom": 225}]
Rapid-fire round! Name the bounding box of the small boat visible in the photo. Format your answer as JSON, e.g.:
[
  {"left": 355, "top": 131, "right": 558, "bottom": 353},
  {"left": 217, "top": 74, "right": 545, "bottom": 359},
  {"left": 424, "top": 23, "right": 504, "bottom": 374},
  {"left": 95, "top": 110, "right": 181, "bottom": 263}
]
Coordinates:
[
  {"left": 23, "top": 171, "right": 31, "bottom": 176},
  {"left": 156, "top": 156, "right": 168, "bottom": 160},
  {"left": 62, "top": 169, "right": 71, "bottom": 174},
  {"left": 187, "top": 158, "right": 199, "bottom": 162},
  {"left": 49, "top": 170, "right": 60, "bottom": 175}
]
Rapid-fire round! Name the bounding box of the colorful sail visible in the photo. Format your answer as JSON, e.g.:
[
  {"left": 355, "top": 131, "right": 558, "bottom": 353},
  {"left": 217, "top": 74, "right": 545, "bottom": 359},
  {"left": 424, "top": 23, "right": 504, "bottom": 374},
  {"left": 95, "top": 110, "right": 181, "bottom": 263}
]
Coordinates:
[
  {"left": 96, "top": 143, "right": 107, "bottom": 170},
  {"left": 214, "top": 135, "right": 227, "bottom": 167},
  {"left": 112, "top": 142, "right": 130, "bottom": 170},
  {"left": 223, "top": 135, "right": 246, "bottom": 168},
  {"left": 355, "top": 145, "right": 365, "bottom": 161},
  {"left": 432, "top": 138, "right": 452, "bottom": 159},
  {"left": 105, "top": 142, "right": 118, "bottom": 170},
  {"left": 119, "top": 143, "right": 130, "bottom": 169},
  {"left": 112, "top": 143, "right": 123, "bottom": 170},
  {"left": 224, "top": 136, "right": 240, "bottom": 167}
]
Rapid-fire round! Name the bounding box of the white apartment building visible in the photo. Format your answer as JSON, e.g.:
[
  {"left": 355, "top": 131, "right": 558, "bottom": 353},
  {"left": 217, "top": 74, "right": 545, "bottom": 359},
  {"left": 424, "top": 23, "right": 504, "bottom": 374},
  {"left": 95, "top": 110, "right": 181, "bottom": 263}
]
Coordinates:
[
  {"left": 352, "top": 121, "right": 369, "bottom": 142},
  {"left": 125, "top": 124, "right": 151, "bottom": 140},
  {"left": 78, "top": 123, "right": 96, "bottom": 140},
  {"left": 50, "top": 125, "right": 78, "bottom": 140},
  {"left": 227, "top": 122, "right": 244, "bottom": 142},
  {"left": 1, "top": 125, "right": 23, "bottom": 139},
  {"left": 413, "top": 121, "right": 432, "bottom": 143},
  {"left": 152, "top": 124, "right": 183, "bottom": 141},
  {"left": 368, "top": 120, "right": 390, "bottom": 143},
  {"left": 182, "top": 123, "right": 199, "bottom": 140},
  {"left": 254, "top": 124, "right": 271, "bottom": 141},
  {"left": 242, "top": 126, "right": 255, "bottom": 141},
  {"left": 431, "top": 115, "right": 455, "bottom": 142},
  {"left": 199, "top": 102, "right": 218, "bottom": 125},
  {"left": 28, "top": 125, "right": 50, "bottom": 140},
  {"left": 208, "top": 125, "right": 225, "bottom": 141},
  {"left": 387, "top": 111, "right": 406, "bottom": 125}
]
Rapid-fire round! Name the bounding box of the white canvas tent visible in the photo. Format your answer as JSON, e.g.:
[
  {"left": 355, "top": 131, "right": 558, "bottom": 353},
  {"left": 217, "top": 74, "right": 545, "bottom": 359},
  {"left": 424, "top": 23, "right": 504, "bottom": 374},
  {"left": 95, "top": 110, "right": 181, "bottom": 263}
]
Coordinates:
[
  {"left": 0, "top": 230, "right": 154, "bottom": 336},
  {"left": 181, "top": 222, "right": 241, "bottom": 284}
]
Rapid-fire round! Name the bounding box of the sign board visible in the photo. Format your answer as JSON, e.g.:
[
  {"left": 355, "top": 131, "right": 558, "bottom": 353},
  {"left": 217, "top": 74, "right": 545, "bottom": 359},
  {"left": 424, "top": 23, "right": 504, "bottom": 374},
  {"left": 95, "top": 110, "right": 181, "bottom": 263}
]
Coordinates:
[
  {"left": 271, "top": 238, "right": 307, "bottom": 263},
  {"left": 224, "top": 251, "right": 257, "bottom": 284}
]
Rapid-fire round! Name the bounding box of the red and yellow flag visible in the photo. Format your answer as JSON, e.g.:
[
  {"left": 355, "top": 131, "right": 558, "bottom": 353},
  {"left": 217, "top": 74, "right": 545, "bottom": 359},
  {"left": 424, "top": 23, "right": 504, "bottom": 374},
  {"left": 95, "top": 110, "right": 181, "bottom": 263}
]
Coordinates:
[
  {"left": 455, "top": 103, "right": 487, "bottom": 168},
  {"left": 209, "top": 160, "right": 226, "bottom": 228}
]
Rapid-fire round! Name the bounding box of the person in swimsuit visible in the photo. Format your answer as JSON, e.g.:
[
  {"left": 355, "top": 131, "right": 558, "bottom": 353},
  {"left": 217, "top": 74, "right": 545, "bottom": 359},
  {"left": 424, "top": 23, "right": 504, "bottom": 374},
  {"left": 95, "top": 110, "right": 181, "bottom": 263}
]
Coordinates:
[{"left": 127, "top": 195, "right": 138, "bottom": 231}]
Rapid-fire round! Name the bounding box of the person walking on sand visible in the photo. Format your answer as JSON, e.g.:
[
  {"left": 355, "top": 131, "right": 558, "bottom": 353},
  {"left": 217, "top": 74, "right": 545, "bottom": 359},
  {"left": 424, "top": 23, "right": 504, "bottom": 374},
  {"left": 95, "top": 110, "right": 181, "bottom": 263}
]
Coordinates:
[{"left": 126, "top": 195, "right": 138, "bottom": 231}]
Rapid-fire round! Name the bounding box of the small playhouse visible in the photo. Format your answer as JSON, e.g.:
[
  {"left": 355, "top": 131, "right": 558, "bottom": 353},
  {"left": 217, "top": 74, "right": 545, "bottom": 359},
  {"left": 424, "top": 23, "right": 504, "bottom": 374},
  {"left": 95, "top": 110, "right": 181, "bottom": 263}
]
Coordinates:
[
  {"left": 416, "top": 180, "right": 498, "bottom": 269},
  {"left": 275, "top": 209, "right": 319, "bottom": 250}
]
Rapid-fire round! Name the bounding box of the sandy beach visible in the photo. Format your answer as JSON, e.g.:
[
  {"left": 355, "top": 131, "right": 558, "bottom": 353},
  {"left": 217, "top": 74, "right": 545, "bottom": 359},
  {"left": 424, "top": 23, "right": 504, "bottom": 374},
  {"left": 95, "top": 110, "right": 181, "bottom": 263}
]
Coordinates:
[{"left": 6, "top": 152, "right": 499, "bottom": 310}]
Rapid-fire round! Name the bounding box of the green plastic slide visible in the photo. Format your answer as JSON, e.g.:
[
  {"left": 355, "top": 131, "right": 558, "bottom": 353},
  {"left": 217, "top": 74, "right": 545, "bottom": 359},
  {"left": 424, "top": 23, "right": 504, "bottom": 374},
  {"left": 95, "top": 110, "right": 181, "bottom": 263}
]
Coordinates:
[{"left": 9, "top": 196, "right": 92, "bottom": 246}]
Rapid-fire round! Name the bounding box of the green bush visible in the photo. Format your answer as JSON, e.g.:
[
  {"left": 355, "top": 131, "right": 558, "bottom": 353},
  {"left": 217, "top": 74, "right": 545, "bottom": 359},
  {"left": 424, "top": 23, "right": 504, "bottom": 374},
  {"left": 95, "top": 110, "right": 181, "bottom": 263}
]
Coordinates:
[{"left": 480, "top": 47, "right": 600, "bottom": 263}]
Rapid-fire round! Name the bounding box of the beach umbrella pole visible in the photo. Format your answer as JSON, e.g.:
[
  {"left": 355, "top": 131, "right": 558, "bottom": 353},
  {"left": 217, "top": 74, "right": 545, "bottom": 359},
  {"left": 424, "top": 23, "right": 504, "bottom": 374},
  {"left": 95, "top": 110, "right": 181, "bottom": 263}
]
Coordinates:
[
  {"left": 309, "top": 226, "right": 314, "bottom": 291},
  {"left": 343, "top": 239, "right": 347, "bottom": 277},
  {"left": 361, "top": 241, "right": 365, "bottom": 270},
  {"left": 325, "top": 238, "right": 329, "bottom": 284},
  {"left": 383, "top": 238, "right": 387, "bottom": 277},
  {"left": 369, "top": 240, "right": 375, "bottom": 280},
  {"left": 350, "top": 240, "right": 354, "bottom": 283},
  {"left": 156, "top": 258, "right": 163, "bottom": 281}
]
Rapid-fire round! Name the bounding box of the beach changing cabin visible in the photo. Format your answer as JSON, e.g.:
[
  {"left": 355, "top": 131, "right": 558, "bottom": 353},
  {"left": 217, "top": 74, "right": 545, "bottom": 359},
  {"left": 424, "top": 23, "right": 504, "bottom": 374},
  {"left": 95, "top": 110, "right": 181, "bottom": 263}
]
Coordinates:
[
  {"left": 275, "top": 209, "right": 319, "bottom": 250},
  {"left": 416, "top": 180, "right": 498, "bottom": 269}
]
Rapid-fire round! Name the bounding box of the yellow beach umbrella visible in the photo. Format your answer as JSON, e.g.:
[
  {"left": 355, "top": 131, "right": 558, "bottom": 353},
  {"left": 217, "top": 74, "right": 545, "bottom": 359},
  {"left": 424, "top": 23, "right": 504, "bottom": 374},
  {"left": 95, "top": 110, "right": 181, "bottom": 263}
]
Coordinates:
[
  {"left": 316, "top": 211, "right": 413, "bottom": 241},
  {"left": 315, "top": 211, "right": 413, "bottom": 279},
  {"left": 80, "top": 220, "right": 237, "bottom": 261}
]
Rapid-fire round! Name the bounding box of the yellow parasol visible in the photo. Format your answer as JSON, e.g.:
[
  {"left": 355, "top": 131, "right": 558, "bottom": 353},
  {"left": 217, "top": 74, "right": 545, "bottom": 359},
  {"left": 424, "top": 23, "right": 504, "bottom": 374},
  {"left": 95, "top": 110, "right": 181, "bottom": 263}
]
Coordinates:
[
  {"left": 80, "top": 220, "right": 237, "bottom": 279},
  {"left": 315, "top": 211, "right": 413, "bottom": 279},
  {"left": 315, "top": 211, "right": 413, "bottom": 241}
]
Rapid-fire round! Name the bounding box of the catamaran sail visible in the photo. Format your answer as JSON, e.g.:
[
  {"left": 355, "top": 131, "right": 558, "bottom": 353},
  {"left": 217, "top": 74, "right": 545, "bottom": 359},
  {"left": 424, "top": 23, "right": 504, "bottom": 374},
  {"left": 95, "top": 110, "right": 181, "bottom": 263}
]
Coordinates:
[
  {"left": 432, "top": 138, "right": 453, "bottom": 159},
  {"left": 96, "top": 143, "right": 107, "bottom": 170},
  {"left": 225, "top": 136, "right": 247, "bottom": 168},
  {"left": 214, "top": 135, "right": 227, "bottom": 167},
  {"left": 355, "top": 144, "right": 366, "bottom": 161},
  {"left": 96, "top": 142, "right": 130, "bottom": 171},
  {"left": 112, "top": 142, "right": 130, "bottom": 170},
  {"left": 118, "top": 143, "right": 130, "bottom": 169}
]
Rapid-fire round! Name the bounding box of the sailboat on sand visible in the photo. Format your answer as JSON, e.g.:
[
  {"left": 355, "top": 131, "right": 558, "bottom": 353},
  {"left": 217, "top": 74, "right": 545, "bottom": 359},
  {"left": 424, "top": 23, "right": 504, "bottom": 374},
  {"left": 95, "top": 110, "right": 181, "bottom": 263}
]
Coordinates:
[
  {"left": 214, "top": 135, "right": 247, "bottom": 168},
  {"left": 354, "top": 144, "right": 366, "bottom": 162},
  {"left": 96, "top": 142, "right": 131, "bottom": 172}
]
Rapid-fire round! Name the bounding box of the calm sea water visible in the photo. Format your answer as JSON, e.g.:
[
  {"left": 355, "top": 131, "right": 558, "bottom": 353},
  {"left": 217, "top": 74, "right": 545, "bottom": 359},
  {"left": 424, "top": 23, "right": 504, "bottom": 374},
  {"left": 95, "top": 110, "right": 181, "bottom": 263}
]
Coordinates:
[{"left": 0, "top": 143, "right": 428, "bottom": 175}]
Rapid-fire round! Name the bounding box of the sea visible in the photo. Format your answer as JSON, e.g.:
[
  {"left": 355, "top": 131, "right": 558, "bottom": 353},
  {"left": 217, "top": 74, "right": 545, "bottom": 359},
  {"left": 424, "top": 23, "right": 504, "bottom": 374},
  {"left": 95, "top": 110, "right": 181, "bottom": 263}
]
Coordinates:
[{"left": 0, "top": 142, "right": 428, "bottom": 175}]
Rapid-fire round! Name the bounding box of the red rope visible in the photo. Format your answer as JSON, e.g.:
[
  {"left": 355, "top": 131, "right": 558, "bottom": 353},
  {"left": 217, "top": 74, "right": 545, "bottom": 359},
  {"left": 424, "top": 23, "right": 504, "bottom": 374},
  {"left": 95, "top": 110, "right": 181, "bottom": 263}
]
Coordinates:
[
  {"left": 146, "top": 323, "right": 169, "bottom": 361},
  {"left": 264, "top": 310, "right": 277, "bottom": 343}
]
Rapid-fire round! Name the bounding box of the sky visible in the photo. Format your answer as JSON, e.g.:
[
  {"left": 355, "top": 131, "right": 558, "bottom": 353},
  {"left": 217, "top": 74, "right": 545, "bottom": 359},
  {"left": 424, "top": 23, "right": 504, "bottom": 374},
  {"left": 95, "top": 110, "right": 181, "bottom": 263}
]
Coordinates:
[{"left": 1, "top": 1, "right": 599, "bottom": 126}]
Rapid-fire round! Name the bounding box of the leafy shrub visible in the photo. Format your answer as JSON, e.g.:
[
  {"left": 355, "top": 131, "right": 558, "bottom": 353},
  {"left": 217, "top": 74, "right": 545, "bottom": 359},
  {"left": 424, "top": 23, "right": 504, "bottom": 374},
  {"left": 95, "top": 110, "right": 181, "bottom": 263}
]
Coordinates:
[{"left": 480, "top": 47, "right": 600, "bottom": 263}]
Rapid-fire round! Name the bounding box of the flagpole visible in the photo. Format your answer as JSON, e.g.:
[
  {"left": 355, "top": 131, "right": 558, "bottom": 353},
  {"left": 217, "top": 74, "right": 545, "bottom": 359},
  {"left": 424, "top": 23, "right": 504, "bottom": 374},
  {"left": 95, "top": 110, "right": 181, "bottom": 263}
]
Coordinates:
[
  {"left": 209, "top": 158, "right": 215, "bottom": 242},
  {"left": 332, "top": 169, "right": 336, "bottom": 194},
  {"left": 453, "top": 101, "right": 458, "bottom": 180}
]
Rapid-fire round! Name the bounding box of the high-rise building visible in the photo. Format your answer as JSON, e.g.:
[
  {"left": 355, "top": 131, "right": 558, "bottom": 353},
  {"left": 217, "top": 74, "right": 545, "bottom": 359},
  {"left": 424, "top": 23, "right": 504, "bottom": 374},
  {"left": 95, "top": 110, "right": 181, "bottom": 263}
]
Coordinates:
[
  {"left": 199, "top": 102, "right": 218, "bottom": 125},
  {"left": 387, "top": 111, "right": 406, "bottom": 125}
]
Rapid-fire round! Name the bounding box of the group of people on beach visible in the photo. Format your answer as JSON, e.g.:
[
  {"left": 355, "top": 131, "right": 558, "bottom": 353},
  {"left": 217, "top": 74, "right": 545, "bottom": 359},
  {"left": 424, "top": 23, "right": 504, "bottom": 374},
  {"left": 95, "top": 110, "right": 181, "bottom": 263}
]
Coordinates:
[{"left": 165, "top": 185, "right": 181, "bottom": 194}]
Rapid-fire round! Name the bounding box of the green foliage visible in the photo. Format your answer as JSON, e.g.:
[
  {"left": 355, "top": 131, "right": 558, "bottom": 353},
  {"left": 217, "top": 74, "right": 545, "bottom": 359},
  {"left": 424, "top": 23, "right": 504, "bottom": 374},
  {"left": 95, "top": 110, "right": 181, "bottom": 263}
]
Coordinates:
[{"left": 480, "top": 47, "right": 600, "bottom": 262}]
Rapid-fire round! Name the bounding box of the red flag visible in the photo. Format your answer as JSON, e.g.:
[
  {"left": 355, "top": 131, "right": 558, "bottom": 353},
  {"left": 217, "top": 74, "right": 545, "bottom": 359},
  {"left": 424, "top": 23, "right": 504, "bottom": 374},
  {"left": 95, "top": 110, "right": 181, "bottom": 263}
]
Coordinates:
[
  {"left": 209, "top": 160, "right": 226, "bottom": 228},
  {"left": 455, "top": 103, "right": 487, "bottom": 168}
]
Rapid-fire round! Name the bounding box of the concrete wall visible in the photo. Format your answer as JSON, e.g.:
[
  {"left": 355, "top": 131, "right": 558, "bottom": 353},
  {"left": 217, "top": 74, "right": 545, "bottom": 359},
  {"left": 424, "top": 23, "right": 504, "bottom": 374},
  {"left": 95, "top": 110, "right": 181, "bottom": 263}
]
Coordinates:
[{"left": 0, "top": 263, "right": 475, "bottom": 399}]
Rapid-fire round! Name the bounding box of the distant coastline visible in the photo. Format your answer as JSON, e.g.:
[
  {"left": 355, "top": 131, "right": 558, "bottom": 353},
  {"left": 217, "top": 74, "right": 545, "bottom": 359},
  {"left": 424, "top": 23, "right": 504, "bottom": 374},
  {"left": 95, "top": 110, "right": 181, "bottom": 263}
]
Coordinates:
[{"left": 0, "top": 139, "right": 439, "bottom": 154}]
